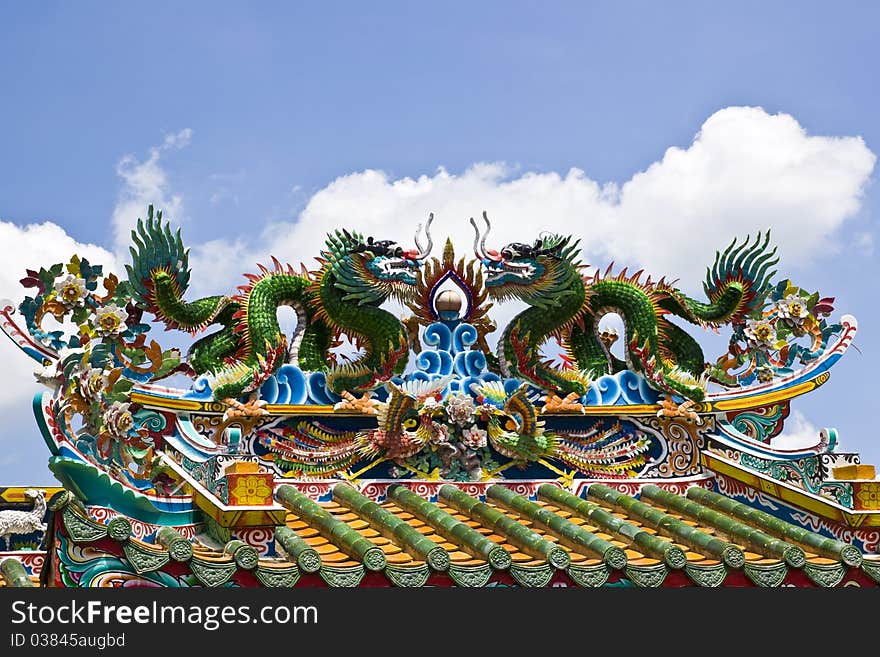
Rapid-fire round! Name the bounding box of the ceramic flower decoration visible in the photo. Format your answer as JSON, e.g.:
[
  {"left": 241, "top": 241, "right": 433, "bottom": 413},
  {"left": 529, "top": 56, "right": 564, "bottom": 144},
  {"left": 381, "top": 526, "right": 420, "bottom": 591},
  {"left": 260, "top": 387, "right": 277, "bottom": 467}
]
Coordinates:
[
  {"left": 53, "top": 274, "right": 87, "bottom": 308},
  {"left": 744, "top": 318, "right": 777, "bottom": 351},
  {"left": 93, "top": 304, "right": 129, "bottom": 337}
]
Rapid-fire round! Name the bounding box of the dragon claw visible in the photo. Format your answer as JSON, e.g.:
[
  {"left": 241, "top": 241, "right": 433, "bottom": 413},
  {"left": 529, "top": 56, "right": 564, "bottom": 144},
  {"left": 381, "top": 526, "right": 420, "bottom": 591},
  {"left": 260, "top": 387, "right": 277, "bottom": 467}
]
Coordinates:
[
  {"left": 559, "top": 469, "right": 577, "bottom": 488},
  {"left": 222, "top": 392, "right": 269, "bottom": 421},
  {"left": 656, "top": 396, "right": 701, "bottom": 423},
  {"left": 542, "top": 392, "right": 584, "bottom": 413},
  {"left": 334, "top": 391, "right": 379, "bottom": 415}
]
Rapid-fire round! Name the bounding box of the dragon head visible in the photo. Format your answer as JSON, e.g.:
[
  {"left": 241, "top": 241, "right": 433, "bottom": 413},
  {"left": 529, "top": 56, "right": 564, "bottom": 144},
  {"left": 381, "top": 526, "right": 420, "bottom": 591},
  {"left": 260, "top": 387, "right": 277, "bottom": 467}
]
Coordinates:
[
  {"left": 470, "top": 212, "right": 577, "bottom": 302},
  {"left": 330, "top": 215, "right": 434, "bottom": 303}
]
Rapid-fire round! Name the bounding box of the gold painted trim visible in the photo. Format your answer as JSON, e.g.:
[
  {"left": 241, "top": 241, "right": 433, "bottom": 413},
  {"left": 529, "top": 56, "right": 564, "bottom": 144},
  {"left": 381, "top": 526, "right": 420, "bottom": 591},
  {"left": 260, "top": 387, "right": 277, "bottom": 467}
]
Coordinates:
[
  {"left": 702, "top": 451, "right": 880, "bottom": 528},
  {"left": 130, "top": 392, "right": 204, "bottom": 411},
  {"left": 0, "top": 487, "right": 64, "bottom": 503},
  {"left": 193, "top": 492, "right": 287, "bottom": 528},
  {"left": 707, "top": 375, "right": 828, "bottom": 412},
  {"left": 158, "top": 454, "right": 287, "bottom": 528},
  {"left": 265, "top": 405, "right": 360, "bottom": 415},
  {"left": 549, "top": 404, "right": 660, "bottom": 416}
]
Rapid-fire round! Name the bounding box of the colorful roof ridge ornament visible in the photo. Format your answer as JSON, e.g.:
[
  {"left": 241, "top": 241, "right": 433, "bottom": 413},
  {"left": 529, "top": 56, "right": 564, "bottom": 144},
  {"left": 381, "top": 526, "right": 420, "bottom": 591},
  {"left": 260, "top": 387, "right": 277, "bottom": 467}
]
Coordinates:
[{"left": 0, "top": 204, "right": 875, "bottom": 586}]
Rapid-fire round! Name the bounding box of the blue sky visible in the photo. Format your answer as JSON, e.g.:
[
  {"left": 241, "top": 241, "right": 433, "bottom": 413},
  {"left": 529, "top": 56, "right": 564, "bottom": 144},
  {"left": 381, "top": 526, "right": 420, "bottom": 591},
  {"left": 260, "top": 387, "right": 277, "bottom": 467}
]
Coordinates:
[{"left": 0, "top": 2, "right": 878, "bottom": 483}]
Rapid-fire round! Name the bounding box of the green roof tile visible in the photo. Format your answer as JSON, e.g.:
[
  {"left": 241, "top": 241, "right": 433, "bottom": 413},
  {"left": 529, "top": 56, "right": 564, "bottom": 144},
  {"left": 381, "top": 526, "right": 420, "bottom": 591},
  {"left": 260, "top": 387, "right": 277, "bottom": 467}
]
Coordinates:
[
  {"left": 276, "top": 484, "right": 386, "bottom": 571},
  {"left": 440, "top": 484, "right": 570, "bottom": 569},
  {"left": 687, "top": 487, "right": 862, "bottom": 567},
  {"left": 333, "top": 484, "right": 450, "bottom": 572},
  {"left": 487, "top": 484, "right": 627, "bottom": 569}
]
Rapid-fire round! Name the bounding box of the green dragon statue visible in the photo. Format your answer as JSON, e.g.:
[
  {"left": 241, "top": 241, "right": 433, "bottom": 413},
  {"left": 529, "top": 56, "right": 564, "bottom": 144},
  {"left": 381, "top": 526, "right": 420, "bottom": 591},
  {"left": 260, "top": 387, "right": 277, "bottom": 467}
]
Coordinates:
[
  {"left": 470, "top": 213, "right": 778, "bottom": 406},
  {"left": 126, "top": 205, "right": 433, "bottom": 411}
]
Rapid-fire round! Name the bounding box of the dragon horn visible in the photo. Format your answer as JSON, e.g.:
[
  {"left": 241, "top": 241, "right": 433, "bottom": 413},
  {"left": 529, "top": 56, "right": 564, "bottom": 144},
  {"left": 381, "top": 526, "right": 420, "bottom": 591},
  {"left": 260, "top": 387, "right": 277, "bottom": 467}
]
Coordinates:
[
  {"left": 414, "top": 222, "right": 424, "bottom": 254},
  {"left": 481, "top": 211, "right": 491, "bottom": 258},
  {"left": 414, "top": 212, "right": 434, "bottom": 259},
  {"left": 470, "top": 216, "right": 485, "bottom": 259}
]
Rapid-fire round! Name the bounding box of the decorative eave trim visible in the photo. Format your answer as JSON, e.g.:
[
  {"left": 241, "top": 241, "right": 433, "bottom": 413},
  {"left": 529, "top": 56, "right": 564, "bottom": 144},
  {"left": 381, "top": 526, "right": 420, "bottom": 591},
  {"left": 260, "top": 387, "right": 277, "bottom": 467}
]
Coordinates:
[
  {"left": 625, "top": 563, "right": 668, "bottom": 588},
  {"left": 52, "top": 489, "right": 305, "bottom": 587},
  {"left": 744, "top": 562, "right": 788, "bottom": 587},
  {"left": 702, "top": 451, "right": 880, "bottom": 527},
  {"left": 567, "top": 563, "right": 610, "bottom": 587},
  {"left": 448, "top": 564, "right": 492, "bottom": 587},
  {"left": 684, "top": 562, "right": 728, "bottom": 588},
  {"left": 320, "top": 564, "right": 366, "bottom": 588}
]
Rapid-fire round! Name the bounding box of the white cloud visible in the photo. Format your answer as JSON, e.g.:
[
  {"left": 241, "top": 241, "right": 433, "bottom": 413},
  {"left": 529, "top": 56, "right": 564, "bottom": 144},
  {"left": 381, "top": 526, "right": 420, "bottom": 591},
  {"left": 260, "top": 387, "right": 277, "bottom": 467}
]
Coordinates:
[
  {"left": 160, "top": 128, "right": 192, "bottom": 151},
  {"left": 0, "top": 220, "right": 121, "bottom": 408},
  {"left": 770, "top": 409, "right": 821, "bottom": 450},
  {"left": 191, "top": 107, "right": 875, "bottom": 299},
  {"left": 111, "top": 128, "right": 192, "bottom": 252}
]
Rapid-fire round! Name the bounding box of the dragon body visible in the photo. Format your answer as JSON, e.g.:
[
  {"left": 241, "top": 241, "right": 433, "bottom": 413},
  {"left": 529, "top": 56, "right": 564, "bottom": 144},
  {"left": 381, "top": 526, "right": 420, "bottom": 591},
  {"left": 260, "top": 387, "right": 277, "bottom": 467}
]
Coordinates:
[
  {"left": 471, "top": 214, "right": 778, "bottom": 401},
  {"left": 127, "top": 206, "right": 433, "bottom": 402}
]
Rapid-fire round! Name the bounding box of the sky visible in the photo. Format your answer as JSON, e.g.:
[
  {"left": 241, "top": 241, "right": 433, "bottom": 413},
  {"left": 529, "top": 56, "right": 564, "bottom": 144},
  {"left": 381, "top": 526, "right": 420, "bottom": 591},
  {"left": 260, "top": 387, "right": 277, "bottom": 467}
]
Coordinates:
[{"left": 0, "top": 2, "right": 878, "bottom": 483}]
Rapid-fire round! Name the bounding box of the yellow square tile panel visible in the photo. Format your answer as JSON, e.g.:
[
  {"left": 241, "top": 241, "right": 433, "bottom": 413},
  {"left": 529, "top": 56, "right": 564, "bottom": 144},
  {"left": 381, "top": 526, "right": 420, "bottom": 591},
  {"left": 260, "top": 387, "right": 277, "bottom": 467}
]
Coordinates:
[{"left": 833, "top": 464, "right": 876, "bottom": 480}]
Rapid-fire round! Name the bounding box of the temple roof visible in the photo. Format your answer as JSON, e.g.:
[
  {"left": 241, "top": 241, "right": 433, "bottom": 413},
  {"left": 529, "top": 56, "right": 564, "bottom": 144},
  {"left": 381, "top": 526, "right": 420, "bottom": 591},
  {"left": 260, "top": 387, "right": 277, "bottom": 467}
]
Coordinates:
[{"left": 43, "top": 484, "right": 880, "bottom": 588}]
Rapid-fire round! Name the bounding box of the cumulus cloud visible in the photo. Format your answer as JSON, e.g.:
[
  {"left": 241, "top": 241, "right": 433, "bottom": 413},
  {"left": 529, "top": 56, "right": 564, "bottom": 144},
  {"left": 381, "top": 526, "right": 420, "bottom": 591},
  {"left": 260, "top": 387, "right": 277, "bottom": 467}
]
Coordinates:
[
  {"left": 191, "top": 107, "right": 875, "bottom": 299},
  {"left": 111, "top": 128, "right": 192, "bottom": 252},
  {"left": 770, "top": 409, "right": 821, "bottom": 450},
  {"left": 0, "top": 220, "right": 120, "bottom": 408}
]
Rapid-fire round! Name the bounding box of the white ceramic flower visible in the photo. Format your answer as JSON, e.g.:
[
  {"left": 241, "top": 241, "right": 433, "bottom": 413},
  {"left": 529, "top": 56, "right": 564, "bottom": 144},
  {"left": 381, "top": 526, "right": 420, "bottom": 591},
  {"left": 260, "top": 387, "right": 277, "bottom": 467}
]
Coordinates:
[
  {"left": 461, "top": 425, "right": 487, "bottom": 449},
  {"left": 744, "top": 318, "right": 777, "bottom": 350},
  {"left": 93, "top": 304, "right": 129, "bottom": 337},
  {"left": 103, "top": 401, "right": 134, "bottom": 439},
  {"left": 429, "top": 423, "right": 451, "bottom": 446},
  {"left": 445, "top": 394, "right": 476, "bottom": 426},
  {"left": 78, "top": 366, "right": 109, "bottom": 403},
  {"left": 53, "top": 275, "right": 87, "bottom": 308},
  {"left": 776, "top": 294, "right": 809, "bottom": 323}
]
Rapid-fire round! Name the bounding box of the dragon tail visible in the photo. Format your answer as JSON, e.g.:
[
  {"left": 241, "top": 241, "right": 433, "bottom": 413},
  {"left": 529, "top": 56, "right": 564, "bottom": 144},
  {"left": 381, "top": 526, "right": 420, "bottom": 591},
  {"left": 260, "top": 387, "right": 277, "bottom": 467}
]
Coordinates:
[
  {"left": 690, "top": 230, "right": 779, "bottom": 325},
  {"left": 125, "top": 205, "right": 230, "bottom": 332},
  {"left": 126, "top": 205, "right": 189, "bottom": 305},
  {"left": 206, "top": 335, "right": 288, "bottom": 400}
]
